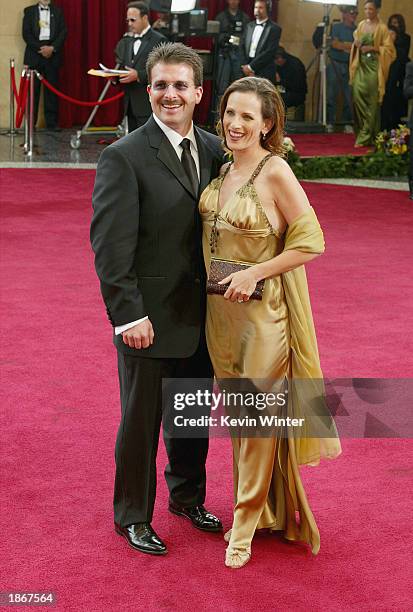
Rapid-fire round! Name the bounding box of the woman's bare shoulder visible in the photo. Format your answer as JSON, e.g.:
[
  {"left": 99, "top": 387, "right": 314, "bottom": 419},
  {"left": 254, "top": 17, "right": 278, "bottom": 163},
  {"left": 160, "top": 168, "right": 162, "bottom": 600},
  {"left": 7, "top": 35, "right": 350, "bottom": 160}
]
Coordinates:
[{"left": 265, "top": 155, "right": 296, "bottom": 180}]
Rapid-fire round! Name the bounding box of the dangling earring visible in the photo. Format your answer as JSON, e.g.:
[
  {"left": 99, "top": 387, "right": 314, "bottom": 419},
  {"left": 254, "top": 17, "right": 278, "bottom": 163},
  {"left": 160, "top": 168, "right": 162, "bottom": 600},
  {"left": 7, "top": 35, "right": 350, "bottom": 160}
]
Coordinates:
[{"left": 261, "top": 131, "right": 267, "bottom": 139}]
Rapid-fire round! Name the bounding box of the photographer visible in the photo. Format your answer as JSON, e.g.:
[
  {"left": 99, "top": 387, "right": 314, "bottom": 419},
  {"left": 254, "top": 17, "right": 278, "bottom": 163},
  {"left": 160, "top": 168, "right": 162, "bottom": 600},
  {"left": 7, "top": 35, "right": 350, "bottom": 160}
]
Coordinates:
[
  {"left": 216, "top": 0, "right": 249, "bottom": 96},
  {"left": 326, "top": 5, "right": 358, "bottom": 133},
  {"left": 274, "top": 46, "right": 307, "bottom": 112}
]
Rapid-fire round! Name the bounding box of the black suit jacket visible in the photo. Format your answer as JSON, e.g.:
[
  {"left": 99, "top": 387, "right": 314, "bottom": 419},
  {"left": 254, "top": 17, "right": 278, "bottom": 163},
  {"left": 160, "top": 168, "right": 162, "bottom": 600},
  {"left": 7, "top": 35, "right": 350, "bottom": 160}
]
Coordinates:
[
  {"left": 23, "top": 3, "right": 67, "bottom": 68},
  {"left": 91, "top": 117, "right": 224, "bottom": 358},
  {"left": 240, "top": 20, "right": 282, "bottom": 81},
  {"left": 115, "top": 29, "right": 166, "bottom": 119},
  {"left": 276, "top": 53, "right": 307, "bottom": 107},
  {"left": 403, "top": 61, "right": 413, "bottom": 128}
]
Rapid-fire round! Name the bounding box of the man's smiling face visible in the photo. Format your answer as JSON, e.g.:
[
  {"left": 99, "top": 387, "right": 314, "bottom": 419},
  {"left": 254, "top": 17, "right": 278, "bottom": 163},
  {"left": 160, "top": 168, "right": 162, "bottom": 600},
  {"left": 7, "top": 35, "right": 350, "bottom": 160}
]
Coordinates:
[{"left": 148, "top": 62, "right": 203, "bottom": 135}]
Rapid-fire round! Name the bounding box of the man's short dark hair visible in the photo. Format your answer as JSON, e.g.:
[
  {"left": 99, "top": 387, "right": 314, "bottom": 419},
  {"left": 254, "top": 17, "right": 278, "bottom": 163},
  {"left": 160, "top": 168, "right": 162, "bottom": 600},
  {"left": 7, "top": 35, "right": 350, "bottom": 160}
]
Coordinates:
[
  {"left": 339, "top": 4, "right": 358, "bottom": 14},
  {"left": 146, "top": 42, "right": 204, "bottom": 87},
  {"left": 274, "top": 46, "right": 287, "bottom": 60},
  {"left": 127, "top": 1, "right": 149, "bottom": 17},
  {"left": 254, "top": 0, "right": 271, "bottom": 11}
]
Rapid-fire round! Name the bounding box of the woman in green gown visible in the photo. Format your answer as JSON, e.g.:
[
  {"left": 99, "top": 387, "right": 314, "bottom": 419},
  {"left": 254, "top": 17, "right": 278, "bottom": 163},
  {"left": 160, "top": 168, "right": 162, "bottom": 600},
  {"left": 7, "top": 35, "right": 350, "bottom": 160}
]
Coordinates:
[
  {"left": 199, "top": 78, "right": 341, "bottom": 569},
  {"left": 350, "top": 0, "right": 395, "bottom": 146}
]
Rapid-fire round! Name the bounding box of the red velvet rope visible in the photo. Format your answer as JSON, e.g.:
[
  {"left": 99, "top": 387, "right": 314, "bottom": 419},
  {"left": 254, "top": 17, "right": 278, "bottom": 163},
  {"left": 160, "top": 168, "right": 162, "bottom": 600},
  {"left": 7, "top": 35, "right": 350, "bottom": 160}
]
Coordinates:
[
  {"left": 10, "top": 65, "right": 20, "bottom": 104},
  {"left": 39, "top": 75, "right": 124, "bottom": 107},
  {"left": 16, "top": 70, "right": 27, "bottom": 113},
  {"left": 15, "top": 75, "right": 30, "bottom": 128}
]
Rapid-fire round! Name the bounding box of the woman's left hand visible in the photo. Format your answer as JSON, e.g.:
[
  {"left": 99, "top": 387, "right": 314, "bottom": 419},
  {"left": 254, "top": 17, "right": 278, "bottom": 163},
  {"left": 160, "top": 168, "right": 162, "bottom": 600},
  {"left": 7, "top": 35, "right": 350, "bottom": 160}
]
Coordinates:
[{"left": 218, "top": 268, "right": 260, "bottom": 303}]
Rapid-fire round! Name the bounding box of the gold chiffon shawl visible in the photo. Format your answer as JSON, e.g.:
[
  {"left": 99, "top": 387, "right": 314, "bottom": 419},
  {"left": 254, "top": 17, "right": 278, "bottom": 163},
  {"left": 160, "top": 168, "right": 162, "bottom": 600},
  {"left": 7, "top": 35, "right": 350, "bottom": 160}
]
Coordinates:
[{"left": 282, "top": 208, "right": 342, "bottom": 466}]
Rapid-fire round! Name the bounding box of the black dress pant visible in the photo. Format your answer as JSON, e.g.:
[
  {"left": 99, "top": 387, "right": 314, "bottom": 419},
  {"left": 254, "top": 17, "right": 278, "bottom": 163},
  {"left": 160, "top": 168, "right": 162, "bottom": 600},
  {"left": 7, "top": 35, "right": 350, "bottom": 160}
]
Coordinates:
[
  {"left": 31, "top": 56, "right": 60, "bottom": 129},
  {"left": 114, "top": 336, "right": 213, "bottom": 527}
]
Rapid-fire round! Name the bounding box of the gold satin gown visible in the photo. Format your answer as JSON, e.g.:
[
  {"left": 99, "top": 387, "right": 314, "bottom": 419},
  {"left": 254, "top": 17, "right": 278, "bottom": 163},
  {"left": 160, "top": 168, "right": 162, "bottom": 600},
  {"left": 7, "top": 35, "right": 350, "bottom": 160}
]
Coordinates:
[{"left": 199, "top": 155, "right": 341, "bottom": 558}]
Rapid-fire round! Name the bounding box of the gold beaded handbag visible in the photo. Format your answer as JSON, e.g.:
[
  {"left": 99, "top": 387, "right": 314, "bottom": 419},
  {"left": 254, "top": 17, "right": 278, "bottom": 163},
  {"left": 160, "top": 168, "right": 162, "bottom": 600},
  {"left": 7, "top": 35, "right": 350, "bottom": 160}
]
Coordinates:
[{"left": 206, "top": 257, "right": 265, "bottom": 300}]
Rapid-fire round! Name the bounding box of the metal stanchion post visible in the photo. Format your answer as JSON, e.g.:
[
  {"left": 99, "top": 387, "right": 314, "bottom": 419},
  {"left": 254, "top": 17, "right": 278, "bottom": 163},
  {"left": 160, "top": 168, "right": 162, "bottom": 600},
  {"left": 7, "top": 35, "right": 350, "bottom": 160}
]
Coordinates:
[
  {"left": 23, "top": 72, "right": 31, "bottom": 154},
  {"left": 9, "top": 59, "right": 17, "bottom": 135},
  {"left": 1, "top": 59, "right": 18, "bottom": 136},
  {"left": 28, "top": 69, "right": 35, "bottom": 156}
]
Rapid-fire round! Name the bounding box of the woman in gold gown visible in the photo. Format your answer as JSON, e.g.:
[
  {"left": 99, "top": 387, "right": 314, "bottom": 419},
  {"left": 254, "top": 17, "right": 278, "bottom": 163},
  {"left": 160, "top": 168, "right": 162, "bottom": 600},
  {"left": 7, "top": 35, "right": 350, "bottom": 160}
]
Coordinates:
[
  {"left": 199, "top": 77, "right": 341, "bottom": 569},
  {"left": 349, "top": 0, "right": 395, "bottom": 146}
]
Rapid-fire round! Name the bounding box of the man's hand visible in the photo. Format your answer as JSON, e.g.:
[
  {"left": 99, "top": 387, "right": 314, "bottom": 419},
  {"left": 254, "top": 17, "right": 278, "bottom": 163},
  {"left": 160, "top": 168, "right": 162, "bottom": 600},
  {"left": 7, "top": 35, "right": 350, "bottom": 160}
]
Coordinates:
[
  {"left": 122, "top": 319, "right": 154, "bottom": 349},
  {"left": 241, "top": 64, "right": 254, "bottom": 77},
  {"left": 39, "top": 45, "right": 54, "bottom": 58},
  {"left": 119, "top": 67, "right": 139, "bottom": 84}
]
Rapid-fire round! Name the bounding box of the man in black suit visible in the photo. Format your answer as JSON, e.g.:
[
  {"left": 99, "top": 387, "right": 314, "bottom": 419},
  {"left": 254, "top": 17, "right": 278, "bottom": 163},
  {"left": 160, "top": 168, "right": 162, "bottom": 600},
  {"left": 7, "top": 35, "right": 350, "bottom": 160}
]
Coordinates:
[
  {"left": 91, "top": 43, "right": 223, "bottom": 556},
  {"left": 22, "top": 0, "right": 67, "bottom": 129},
  {"left": 240, "top": 0, "right": 282, "bottom": 82},
  {"left": 403, "top": 61, "right": 413, "bottom": 200},
  {"left": 115, "top": 1, "right": 166, "bottom": 132},
  {"left": 274, "top": 46, "right": 307, "bottom": 109}
]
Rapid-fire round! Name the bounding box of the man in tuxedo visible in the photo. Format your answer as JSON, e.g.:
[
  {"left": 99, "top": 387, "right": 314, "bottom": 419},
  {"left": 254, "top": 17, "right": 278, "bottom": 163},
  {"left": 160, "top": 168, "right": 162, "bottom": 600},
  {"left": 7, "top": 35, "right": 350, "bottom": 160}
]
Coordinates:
[
  {"left": 239, "top": 0, "right": 282, "bottom": 82},
  {"left": 115, "top": 1, "right": 166, "bottom": 132},
  {"left": 403, "top": 61, "right": 413, "bottom": 200},
  {"left": 91, "top": 43, "right": 223, "bottom": 556},
  {"left": 22, "top": 0, "right": 67, "bottom": 130}
]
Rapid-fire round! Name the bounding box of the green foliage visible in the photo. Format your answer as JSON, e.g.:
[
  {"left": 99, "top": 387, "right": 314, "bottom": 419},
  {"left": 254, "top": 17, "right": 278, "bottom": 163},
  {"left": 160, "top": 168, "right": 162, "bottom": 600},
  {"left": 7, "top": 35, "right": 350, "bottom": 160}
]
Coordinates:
[{"left": 288, "top": 151, "right": 409, "bottom": 179}]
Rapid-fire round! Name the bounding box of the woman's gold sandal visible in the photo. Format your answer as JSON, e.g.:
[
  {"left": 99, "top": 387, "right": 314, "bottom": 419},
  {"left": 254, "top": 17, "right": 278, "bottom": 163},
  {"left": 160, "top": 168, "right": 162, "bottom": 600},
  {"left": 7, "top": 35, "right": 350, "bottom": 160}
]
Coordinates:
[{"left": 225, "top": 546, "right": 251, "bottom": 569}]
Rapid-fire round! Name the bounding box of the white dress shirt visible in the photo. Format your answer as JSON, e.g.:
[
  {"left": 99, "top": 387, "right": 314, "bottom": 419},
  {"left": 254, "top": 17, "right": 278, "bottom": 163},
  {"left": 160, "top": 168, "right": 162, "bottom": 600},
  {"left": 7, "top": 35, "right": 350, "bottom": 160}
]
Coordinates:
[
  {"left": 115, "top": 113, "right": 200, "bottom": 335},
  {"left": 248, "top": 20, "right": 268, "bottom": 58},
  {"left": 132, "top": 25, "right": 151, "bottom": 57},
  {"left": 38, "top": 4, "right": 51, "bottom": 41}
]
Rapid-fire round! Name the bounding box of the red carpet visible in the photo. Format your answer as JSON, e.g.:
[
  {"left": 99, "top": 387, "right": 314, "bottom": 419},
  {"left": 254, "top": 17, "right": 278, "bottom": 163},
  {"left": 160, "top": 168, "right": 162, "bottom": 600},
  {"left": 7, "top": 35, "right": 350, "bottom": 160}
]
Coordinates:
[
  {"left": 288, "top": 133, "right": 373, "bottom": 157},
  {"left": 1, "top": 169, "right": 412, "bottom": 611}
]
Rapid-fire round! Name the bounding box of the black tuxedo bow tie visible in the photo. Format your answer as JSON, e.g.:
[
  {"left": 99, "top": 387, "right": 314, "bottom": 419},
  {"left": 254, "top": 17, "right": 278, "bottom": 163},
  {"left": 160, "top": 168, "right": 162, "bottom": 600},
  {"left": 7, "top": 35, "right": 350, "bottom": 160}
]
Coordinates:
[
  {"left": 40, "top": 6, "right": 49, "bottom": 10},
  {"left": 255, "top": 22, "right": 265, "bottom": 27}
]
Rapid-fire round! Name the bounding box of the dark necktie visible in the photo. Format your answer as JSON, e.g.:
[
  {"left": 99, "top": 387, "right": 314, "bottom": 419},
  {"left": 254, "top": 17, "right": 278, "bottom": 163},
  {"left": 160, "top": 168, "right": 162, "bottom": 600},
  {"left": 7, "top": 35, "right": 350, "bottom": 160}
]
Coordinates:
[{"left": 180, "top": 138, "right": 199, "bottom": 196}]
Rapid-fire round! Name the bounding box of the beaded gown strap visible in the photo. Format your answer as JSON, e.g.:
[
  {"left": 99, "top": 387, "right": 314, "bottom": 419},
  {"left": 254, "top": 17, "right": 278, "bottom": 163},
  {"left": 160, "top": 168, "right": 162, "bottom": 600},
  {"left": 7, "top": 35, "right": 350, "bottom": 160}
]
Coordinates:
[
  {"left": 248, "top": 153, "right": 275, "bottom": 234},
  {"left": 221, "top": 162, "right": 232, "bottom": 180},
  {"left": 248, "top": 153, "right": 274, "bottom": 183}
]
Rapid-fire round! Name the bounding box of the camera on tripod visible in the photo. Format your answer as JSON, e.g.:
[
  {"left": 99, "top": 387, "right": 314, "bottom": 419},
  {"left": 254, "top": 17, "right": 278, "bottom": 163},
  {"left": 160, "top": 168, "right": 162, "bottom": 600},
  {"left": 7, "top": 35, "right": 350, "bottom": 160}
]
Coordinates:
[{"left": 219, "top": 19, "right": 243, "bottom": 56}]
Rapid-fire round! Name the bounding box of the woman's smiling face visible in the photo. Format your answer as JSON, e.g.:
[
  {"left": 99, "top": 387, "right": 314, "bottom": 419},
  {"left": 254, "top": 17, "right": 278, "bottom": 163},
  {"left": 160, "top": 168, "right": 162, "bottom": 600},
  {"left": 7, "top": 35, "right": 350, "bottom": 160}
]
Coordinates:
[
  {"left": 364, "top": 2, "right": 378, "bottom": 20},
  {"left": 223, "top": 91, "right": 271, "bottom": 152}
]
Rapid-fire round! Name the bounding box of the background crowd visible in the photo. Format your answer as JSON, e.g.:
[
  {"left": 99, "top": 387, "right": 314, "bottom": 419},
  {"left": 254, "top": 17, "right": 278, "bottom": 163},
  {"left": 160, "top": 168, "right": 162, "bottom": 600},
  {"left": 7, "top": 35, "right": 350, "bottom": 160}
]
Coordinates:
[{"left": 21, "top": 1, "right": 411, "bottom": 147}]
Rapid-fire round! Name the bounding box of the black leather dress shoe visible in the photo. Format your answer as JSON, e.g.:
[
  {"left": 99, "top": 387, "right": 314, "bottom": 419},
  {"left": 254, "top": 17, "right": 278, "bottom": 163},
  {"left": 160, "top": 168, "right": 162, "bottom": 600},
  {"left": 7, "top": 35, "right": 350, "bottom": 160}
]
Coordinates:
[
  {"left": 168, "top": 503, "right": 222, "bottom": 532},
  {"left": 114, "top": 522, "right": 167, "bottom": 555}
]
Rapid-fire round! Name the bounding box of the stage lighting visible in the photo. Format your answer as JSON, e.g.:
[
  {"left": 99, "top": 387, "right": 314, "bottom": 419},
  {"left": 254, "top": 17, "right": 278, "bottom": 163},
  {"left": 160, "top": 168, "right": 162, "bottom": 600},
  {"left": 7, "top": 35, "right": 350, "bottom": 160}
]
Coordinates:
[
  {"left": 149, "top": 0, "right": 196, "bottom": 13},
  {"left": 302, "top": 0, "right": 357, "bottom": 5},
  {"left": 171, "top": 0, "right": 196, "bottom": 12}
]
